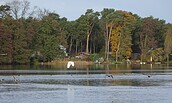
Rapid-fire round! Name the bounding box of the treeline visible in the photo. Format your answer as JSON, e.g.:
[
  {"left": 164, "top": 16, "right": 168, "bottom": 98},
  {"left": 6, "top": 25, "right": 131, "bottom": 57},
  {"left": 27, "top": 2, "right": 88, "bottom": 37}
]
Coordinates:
[{"left": 0, "top": 0, "right": 172, "bottom": 64}]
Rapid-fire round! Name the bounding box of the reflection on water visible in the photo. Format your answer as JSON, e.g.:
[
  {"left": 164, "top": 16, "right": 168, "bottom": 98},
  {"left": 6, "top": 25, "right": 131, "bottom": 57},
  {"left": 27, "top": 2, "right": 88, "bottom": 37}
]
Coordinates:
[
  {"left": 67, "top": 85, "right": 74, "bottom": 103},
  {"left": 0, "top": 64, "right": 172, "bottom": 87},
  {"left": 0, "top": 64, "right": 172, "bottom": 77},
  {"left": 0, "top": 64, "right": 172, "bottom": 103}
]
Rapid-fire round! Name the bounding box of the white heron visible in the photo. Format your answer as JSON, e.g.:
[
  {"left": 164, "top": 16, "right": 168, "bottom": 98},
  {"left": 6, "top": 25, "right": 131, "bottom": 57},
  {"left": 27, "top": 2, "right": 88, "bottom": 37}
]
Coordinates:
[{"left": 67, "top": 61, "right": 75, "bottom": 69}]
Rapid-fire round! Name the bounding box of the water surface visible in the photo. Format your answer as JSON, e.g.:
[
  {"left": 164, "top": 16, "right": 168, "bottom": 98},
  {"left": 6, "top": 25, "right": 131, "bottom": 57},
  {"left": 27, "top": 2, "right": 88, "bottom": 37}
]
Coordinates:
[{"left": 0, "top": 64, "right": 172, "bottom": 103}]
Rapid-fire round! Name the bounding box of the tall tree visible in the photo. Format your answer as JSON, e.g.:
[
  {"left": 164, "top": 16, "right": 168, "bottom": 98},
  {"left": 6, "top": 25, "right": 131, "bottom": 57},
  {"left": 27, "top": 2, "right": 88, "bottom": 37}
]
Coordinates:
[
  {"left": 76, "top": 9, "right": 99, "bottom": 54},
  {"left": 58, "top": 17, "right": 68, "bottom": 47},
  {"left": 111, "top": 25, "right": 121, "bottom": 62},
  {"left": 100, "top": 8, "right": 115, "bottom": 61},
  {"left": 34, "top": 13, "right": 66, "bottom": 61},
  {"left": 12, "top": 19, "right": 31, "bottom": 64},
  {"left": 131, "top": 14, "right": 142, "bottom": 54},
  {"left": 75, "top": 15, "right": 87, "bottom": 53},
  {"left": 84, "top": 9, "right": 99, "bottom": 53},
  {"left": 66, "top": 21, "right": 79, "bottom": 54},
  {"left": 90, "top": 21, "right": 102, "bottom": 54},
  {"left": 110, "top": 10, "right": 136, "bottom": 61},
  {"left": 25, "top": 17, "right": 40, "bottom": 53},
  {"left": 138, "top": 17, "right": 165, "bottom": 61},
  {"left": 0, "top": 19, "right": 13, "bottom": 64},
  {"left": 164, "top": 24, "right": 172, "bottom": 62}
]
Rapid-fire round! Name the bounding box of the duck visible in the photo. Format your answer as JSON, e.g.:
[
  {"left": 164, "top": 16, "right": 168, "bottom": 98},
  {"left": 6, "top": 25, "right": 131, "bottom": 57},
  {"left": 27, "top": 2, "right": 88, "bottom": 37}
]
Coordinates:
[{"left": 106, "top": 74, "right": 113, "bottom": 78}]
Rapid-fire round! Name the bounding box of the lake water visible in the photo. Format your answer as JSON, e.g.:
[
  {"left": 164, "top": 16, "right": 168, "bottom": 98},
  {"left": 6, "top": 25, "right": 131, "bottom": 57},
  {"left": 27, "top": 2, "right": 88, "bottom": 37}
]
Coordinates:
[{"left": 0, "top": 64, "right": 172, "bottom": 103}]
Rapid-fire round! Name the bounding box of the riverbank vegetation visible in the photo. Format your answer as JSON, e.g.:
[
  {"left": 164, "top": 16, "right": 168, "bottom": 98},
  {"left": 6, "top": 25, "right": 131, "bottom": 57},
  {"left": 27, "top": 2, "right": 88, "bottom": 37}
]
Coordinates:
[{"left": 0, "top": 0, "right": 172, "bottom": 65}]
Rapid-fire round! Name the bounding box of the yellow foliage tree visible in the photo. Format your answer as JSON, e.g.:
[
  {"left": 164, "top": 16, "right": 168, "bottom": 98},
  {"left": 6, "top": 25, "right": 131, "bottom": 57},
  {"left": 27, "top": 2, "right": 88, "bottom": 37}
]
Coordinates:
[
  {"left": 111, "top": 25, "right": 121, "bottom": 62},
  {"left": 110, "top": 10, "right": 136, "bottom": 61}
]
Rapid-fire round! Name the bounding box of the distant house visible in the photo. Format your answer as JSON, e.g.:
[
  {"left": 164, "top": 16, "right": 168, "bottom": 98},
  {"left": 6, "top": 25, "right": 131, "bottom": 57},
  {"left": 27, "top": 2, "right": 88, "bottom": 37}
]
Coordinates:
[
  {"left": 59, "top": 45, "right": 68, "bottom": 56},
  {"left": 75, "top": 52, "right": 90, "bottom": 61}
]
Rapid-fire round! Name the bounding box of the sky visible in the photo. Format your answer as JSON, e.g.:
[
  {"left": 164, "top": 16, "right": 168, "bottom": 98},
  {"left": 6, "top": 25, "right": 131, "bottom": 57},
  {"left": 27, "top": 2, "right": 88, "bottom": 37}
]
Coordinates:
[{"left": 0, "top": 0, "right": 172, "bottom": 23}]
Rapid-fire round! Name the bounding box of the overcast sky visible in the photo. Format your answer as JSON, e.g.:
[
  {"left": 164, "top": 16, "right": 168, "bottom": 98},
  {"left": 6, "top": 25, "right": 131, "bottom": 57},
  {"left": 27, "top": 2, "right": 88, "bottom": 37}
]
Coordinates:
[{"left": 0, "top": 0, "right": 172, "bottom": 23}]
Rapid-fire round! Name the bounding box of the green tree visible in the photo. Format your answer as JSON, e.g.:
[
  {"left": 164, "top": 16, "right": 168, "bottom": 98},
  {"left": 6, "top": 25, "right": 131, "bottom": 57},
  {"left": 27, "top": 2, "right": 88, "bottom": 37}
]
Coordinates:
[
  {"left": 138, "top": 17, "right": 166, "bottom": 61},
  {"left": 0, "top": 19, "right": 13, "bottom": 64},
  {"left": 34, "top": 13, "right": 66, "bottom": 62},
  {"left": 75, "top": 9, "right": 99, "bottom": 54},
  {"left": 131, "top": 14, "right": 142, "bottom": 54},
  {"left": 110, "top": 10, "right": 136, "bottom": 61},
  {"left": 12, "top": 19, "right": 31, "bottom": 64},
  {"left": 164, "top": 24, "right": 172, "bottom": 62},
  {"left": 25, "top": 17, "right": 40, "bottom": 51},
  {"left": 90, "top": 21, "right": 103, "bottom": 54},
  {"left": 75, "top": 15, "right": 87, "bottom": 53},
  {"left": 100, "top": 8, "right": 116, "bottom": 61},
  {"left": 84, "top": 9, "right": 99, "bottom": 53},
  {"left": 66, "top": 21, "right": 80, "bottom": 54}
]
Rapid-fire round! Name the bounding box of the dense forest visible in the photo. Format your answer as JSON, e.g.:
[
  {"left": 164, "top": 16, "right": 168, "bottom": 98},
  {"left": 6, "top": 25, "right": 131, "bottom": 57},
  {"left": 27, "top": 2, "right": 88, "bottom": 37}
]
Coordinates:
[{"left": 0, "top": 0, "right": 172, "bottom": 64}]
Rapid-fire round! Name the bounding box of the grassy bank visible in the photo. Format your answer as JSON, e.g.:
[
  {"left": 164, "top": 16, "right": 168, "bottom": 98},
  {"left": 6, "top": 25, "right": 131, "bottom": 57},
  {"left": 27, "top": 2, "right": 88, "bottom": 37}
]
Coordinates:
[{"left": 46, "top": 60, "right": 94, "bottom": 69}]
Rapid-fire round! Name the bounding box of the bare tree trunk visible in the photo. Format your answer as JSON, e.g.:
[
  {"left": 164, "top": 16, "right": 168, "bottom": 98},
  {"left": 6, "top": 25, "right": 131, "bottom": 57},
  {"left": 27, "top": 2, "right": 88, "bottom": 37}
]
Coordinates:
[
  {"left": 104, "top": 23, "right": 109, "bottom": 61},
  {"left": 104, "top": 35, "right": 107, "bottom": 61},
  {"left": 107, "top": 26, "right": 113, "bottom": 62},
  {"left": 115, "top": 31, "right": 121, "bottom": 62},
  {"left": 90, "top": 35, "right": 93, "bottom": 53},
  {"left": 80, "top": 41, "right": 83, "bottom": 52},
  {"left": 105, "top": 22, "right": 114, "bottom": 62},
  {"left": 69, "top": 37, "right": 73, "bottom": 54},
  {"left": 140, "top": 33, "right": 148, "bottom": 62},
  {"left": 115, "top": 41, "right": 120, "bottom": 62},
  {"left": 75, "top": 40, "right": 78, "bottom": 55},
  {"left": 93, "top": 35, "right": 96, "bottom": 54},
  {"left": 167, "top": 54, "right": 169, "bottom": 63},
  {"left": 86, "top": 34, "right": 90, "bottom": 53},
  {"left": 115, "top": 51, "right": 118, "bottom": 62},
  {"left": 89, "top": 42, "right": 92, "bottom": 53},
  {"left": 86, "top": 23, "right": 94, "bottom": 53}
]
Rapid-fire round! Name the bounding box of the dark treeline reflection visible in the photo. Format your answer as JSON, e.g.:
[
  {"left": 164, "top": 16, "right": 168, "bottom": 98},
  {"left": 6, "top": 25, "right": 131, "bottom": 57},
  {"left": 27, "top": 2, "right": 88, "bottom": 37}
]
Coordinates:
[{"left": 0, "top": 64, "right": 172, "bottom": 75}]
